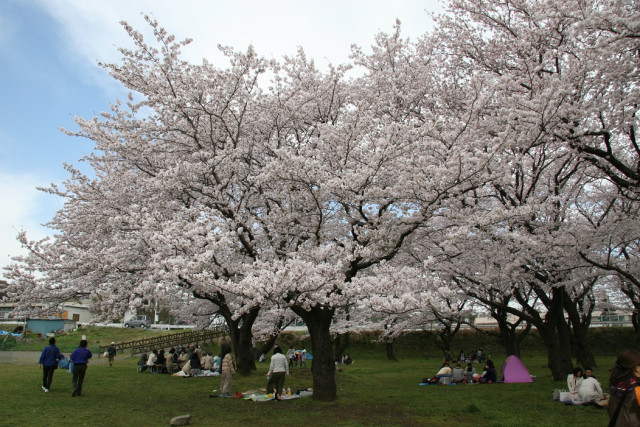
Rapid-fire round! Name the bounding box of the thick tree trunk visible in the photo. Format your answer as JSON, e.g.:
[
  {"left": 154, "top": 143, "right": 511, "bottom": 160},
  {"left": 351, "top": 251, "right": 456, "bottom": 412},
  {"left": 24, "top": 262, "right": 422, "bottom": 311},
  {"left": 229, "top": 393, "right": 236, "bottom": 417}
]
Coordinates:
[
  {"left": 259, "top": 332, "right": 279, "bottom": 358},
  {"left": 563, "top": 289, "right": 597, "bottom": 368},
  {"left": 537, "top": 321, "right": 573, "bottom": 381},
  {"left": 222, "top": 308, "right": 259, "bottom": 376},
  {"left": 385, "top": 336, "right": 398, "bottom": 361},
  {"left": 632, "top": 309, "right": 640, "bottom": 347},
  {"left": 293, "top": 306, "right": 336, "bottom": 401},
  {"left": 497, "top": 319, "right": 521, "bottom": 357}
]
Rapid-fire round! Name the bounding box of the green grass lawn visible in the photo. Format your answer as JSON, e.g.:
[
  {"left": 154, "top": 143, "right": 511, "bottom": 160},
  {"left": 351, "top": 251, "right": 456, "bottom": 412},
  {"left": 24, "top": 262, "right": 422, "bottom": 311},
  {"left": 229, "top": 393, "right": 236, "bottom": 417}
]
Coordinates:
[
  {"left": 1, "top": 344, "right": 612, "bottom": 426},
  {"left": 2, "top": 325, "right": 178, "bottom": 353}
]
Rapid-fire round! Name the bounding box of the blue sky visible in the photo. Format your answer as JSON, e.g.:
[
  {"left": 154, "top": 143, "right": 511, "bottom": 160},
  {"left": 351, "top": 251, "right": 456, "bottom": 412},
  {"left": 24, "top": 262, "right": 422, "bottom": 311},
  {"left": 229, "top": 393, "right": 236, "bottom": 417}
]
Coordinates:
[{"left": 0, "top": 0, "right": 439, "bottom": 276}]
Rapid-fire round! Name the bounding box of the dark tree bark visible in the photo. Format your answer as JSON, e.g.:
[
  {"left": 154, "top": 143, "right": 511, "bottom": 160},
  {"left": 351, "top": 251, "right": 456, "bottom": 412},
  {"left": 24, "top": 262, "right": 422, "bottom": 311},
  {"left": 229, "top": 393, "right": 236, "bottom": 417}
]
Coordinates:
[
  {"left": 385, "top": 336, "right": 398, "bottom": 361},
  {"left": 619, "top": 283, "right": 640, "bottom": 347},
  {"left": 428, "top": 318, "right": 462, "bottom": 353},
  {"left": 188, "top": 283, "right": 259, "bottom": 375},
  {"left": 564, "top": 288, "right": 597, "bottom": 368},
  {"left": 220, "top": 307, "right": 259, "bottom": 376},
  {"left": 494, "top": 314, "right": 531, "bottom": 358},
  {"left": 292, "top": 306, "right": 336, "bottom": 402},
  {"left": 258, "top": 317, "right": 293, "bottom": 357},
  {"left": 537, "top": 288, "right": 574, "bottom": 380},
  {"left": 461, "top": 279, "right": 575, "bottom": 380}
]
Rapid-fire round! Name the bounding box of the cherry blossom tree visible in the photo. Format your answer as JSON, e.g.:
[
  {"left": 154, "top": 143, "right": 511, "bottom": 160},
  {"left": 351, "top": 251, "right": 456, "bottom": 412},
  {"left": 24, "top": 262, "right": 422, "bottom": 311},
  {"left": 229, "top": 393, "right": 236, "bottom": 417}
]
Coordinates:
[{"left": 404, "top": 0, "right": 633, "bottom": 378}]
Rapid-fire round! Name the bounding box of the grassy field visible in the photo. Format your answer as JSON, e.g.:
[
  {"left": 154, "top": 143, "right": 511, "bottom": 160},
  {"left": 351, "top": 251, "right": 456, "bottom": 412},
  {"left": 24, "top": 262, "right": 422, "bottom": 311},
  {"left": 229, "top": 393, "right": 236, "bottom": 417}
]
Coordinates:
[{"left": 1, "top": 327, "right": 614, "bottom": 427}]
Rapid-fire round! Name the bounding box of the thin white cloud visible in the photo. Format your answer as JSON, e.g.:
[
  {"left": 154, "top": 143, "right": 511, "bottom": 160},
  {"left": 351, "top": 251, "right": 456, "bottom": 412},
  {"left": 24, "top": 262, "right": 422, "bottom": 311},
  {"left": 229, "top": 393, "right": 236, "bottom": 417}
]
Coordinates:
[
  {"left": 0, "top": 173, "right": 59, "bottom": 276},
  {"left": 36, "top": 0, "right": 439, "bottom": 72},
  {"left": 1, "top": 0, "right": 441, "bottom": 277}
]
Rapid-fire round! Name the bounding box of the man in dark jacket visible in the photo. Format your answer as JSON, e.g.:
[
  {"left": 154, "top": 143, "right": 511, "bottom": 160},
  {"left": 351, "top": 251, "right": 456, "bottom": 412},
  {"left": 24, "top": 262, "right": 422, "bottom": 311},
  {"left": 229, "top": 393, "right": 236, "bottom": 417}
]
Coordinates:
[
  {"left": 38, "top": 337, "right": 64, "bottom": 392},
  {"left": 70, "top": 339, "right": 93, "bottom": 397}
]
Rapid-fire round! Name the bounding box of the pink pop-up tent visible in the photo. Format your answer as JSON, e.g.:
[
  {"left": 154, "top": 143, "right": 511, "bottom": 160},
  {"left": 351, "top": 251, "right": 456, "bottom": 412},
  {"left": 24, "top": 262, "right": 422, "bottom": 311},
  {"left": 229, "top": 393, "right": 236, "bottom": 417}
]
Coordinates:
[{"left": 502, "top": 355, "right": 533, "bottom": 383}]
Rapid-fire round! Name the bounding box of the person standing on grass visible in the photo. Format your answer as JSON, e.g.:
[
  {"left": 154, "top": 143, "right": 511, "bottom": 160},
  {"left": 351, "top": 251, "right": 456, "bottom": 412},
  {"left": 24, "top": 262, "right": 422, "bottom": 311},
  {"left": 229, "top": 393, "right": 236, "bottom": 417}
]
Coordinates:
[
  {"left": 107, "top": 342, "right": 117, "bottom": 367},
  {"left": 300, "top": 349, "right": 307, "bottom": 367},
  {"left": 266, "top": 346, "right": 289, "bottom": 399},
  {"left": 219, "top": 343, "right": 235, "bottom": 396},
  {"left": 38, "top": 337, "right": 64, "bottom": 392},
  {"left": 70, "top": 339, "right": 92, "bottom": 397},
  {"left": 286, "top": 345, "right": 295, "bottom": 368}
]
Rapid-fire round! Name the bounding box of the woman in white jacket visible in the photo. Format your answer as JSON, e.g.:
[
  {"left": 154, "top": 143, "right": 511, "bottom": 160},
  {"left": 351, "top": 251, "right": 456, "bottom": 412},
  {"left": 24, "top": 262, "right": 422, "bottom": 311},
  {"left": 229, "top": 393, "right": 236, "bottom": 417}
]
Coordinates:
[
  {"left": 567, "top": 367, "right": 584, "bottom": 400},
  {"left": 266, "top": 346, "right": 290, "bottom": 399}
]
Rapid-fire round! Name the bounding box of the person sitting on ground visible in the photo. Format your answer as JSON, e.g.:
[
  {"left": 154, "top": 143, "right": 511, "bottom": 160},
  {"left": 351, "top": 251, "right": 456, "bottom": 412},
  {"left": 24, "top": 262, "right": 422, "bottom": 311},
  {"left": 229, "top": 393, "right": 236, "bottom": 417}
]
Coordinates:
[
  {"left": 202, "top": 352, "right": 214, "bottom": 370},
  {"left": 567, "top": 367, "right": 584, "bottom": 400},
  {"left": 452, "top": 363, "right": 465, "bottom": 383},
  {"left": 156, "top": 349, "right": 168, "bottom": 373},
  {"left": 146, "top": 349, "right": 158, "bottom": 372},
  {"left": 177, "top": 348, "right": 188, "bottom": 367},
  {"left": 213, "top": 354, "right": 221, "bottom": 373},
  {"left": 156, "top": 349, "right": 166, "bottom": 365},
  {"left": 343, "top": 354, "right": 353, "bottom": 365},
  {"left": 137, "top": 351, "right": 148, "bottom": 372},
  {"left": 166, "top": 348, "right": 179, "bottom": 374},
  {"left": 436, "top": 362, "right": 453, "bottom": 384},
  {"left": 189, "top": 349, "right": 202, "bottom": 376},
  {"left": 579, "top": 372, "right": 606, "bottom": 406},
  {"left": 464, "top": 363, "right": 476, "bottom": 383},
  {"left": 480, "top": 360, "right": 497, "bottom": 384},
  {"left": 584, "top": 367, "right": 597, "bottom": 379}
]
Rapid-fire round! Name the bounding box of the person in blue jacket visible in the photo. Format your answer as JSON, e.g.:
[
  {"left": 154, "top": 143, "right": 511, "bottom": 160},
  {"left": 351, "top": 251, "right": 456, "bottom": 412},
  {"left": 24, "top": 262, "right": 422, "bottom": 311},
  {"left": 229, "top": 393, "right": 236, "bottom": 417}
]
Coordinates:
[
  {"left": 38, "top": 337, "right": 64, "bottom": 392},
  {"left": 70, "top": 339, "right": 92, "bottom": 397}
]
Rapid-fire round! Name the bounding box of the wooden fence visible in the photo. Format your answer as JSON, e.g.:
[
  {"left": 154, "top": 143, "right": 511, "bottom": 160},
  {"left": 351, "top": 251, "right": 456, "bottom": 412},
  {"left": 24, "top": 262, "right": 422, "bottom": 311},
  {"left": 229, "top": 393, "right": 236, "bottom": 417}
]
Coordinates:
[{"left": 98, "top": 325, "right": 229, "bottom": 354}]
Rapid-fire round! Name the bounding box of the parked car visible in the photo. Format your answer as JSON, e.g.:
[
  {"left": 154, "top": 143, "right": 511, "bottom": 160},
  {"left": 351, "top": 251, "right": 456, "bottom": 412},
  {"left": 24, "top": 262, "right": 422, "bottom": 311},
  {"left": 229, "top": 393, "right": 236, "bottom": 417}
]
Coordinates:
[{"left": 124, "top": 315, "right": 151, "bottom": 328}]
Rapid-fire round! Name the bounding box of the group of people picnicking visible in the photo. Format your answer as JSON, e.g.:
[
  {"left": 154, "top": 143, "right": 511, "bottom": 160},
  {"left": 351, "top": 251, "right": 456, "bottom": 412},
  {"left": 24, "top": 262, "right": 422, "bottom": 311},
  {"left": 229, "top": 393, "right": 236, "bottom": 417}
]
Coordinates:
[
  {"left": 563, "top": 349, "right": 640, "bottom": 426},
  {"left": 137, "top": 343, "right": 221, "bottom": 376},
  {"left": 565, "top": 366, "right": 606, "bottom": 406},
  {"left": 422, "top": 348, "right": 494, "bottom": 385},
  {"left": 136, "top": 341, "right": 236, "bottom": 396}
]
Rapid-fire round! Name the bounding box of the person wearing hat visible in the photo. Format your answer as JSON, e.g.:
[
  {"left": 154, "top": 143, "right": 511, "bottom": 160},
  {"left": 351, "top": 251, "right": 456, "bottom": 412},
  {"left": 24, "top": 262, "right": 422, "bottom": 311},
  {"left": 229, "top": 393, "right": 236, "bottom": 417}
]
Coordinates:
[
  {"left": 609, "top": 349, "right": 640, "bottom": 426},
  {"left": 300, "top": 349, "right": 307, "bottom": 368},
  {"left": 70, "top": 339, "right": 93, "bottom": 397},
  {"left": 107, "top": 342, "right": 117, "bottom": 367}
]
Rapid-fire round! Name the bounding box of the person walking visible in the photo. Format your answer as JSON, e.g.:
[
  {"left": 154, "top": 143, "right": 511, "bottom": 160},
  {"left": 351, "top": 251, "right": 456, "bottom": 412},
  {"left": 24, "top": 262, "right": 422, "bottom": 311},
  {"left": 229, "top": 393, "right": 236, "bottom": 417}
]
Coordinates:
[
  {"left": 70, "top": 339, "right": 92, "bottom": 397},
  {"left": 266, "top": 346, "right": 289, "bottom": 399},
  {"left": 219, "top": 343, "right": 235, "bottom": 396},
  {"left": 106, "top": 342, "right": 117, "bottom": 367},
  {"left": 38, "top": 337, "right": 64, "bottom": 392}
]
